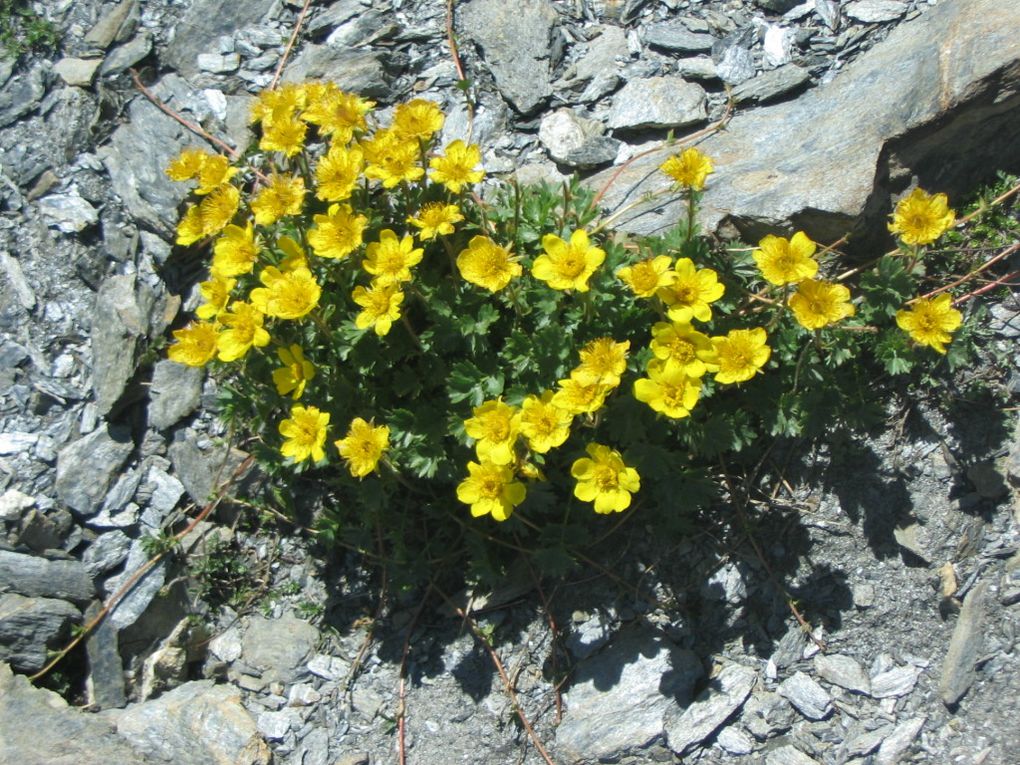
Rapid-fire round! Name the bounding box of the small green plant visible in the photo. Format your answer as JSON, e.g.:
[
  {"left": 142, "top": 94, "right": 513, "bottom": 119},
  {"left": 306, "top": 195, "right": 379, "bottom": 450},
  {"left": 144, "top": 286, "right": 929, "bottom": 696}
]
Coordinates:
[
  {"left": 0, "top": 0, "right": 59, "bottom": 58},
  {"left": 189, "top": 536, "right": 262, "bottom": 611},
  {"left": 162, "top": 82, "right": 988, "bottom": 586}
]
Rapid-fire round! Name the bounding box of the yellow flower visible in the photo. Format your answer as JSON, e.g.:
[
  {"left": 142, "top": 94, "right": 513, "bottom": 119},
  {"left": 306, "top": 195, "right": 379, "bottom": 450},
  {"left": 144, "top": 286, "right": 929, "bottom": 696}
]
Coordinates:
[
  {"left": 278, "top": 235, "right": 309, "bottom": 271},
  {"left": 361, "top": 128, "right": 424, "bottom": 188},
  {"left": 194, "top": 154, "right": 239, "bottom": 195},
  {"left": 464, "top": 399, "right": 519, "bottom": 465},
  {"left": 249, "top": 266, "right": 321, "bottom": 320},
  {"left": 212, "top": 223, "right": 260, "bottom": 277},
  {"left": 573, "top": 338, "right": 630, "bottom": 387},
  {"left": 195, "top": 271, "right": 236, "bottom": 320},
  {"left": 335, "top": 417, "right": 390, "bottom": 478},
  {"left": 251, "top": 174, "right": 306, "bottom": 226},
  {"left": 198, "top": 184, "right": 240, "bottom": 237},
  {"left": 456, "top": 235, "right": 522, "bottom": 292},
  {"left": 407, "top": 202, "right": 463, "bottom": 240},
  {"left": 616, "top": 255, "right": 677, "bottom": 298},
  {"left": 302, "top": 86, "right": 374, "bottom": 144},
  {"left": 279, "top": 405, "right": 329, "bottom": 464},
  {"left": 352, "top": 282, "right": 404, "bottom": 336},
  {"left": 176, "top": 206, "right": 206, "bottom": 246},
  {"left": 249, "top": 84, "right": 306, "bottom": 125},
  {"left": 457, "top": 461, "right": 526, "bottom": 522},
  {"left": 552, "top": 377, "right": 610, "bottom": 415},
  {"left": 216, "top": 302, "right": 271, "bottom": 362},
  {"left": 308, "top": 203, "right": 369, "bottom": 261},
  {"left": 888, "top": 188, "right": 955, "bottom": 246},
  {"left": 315, "top": 145, "right": 364, "bottom": 202},
  {"left": 633, "top": 362, "right": 702, "bottom": 419},
  {"left": 392, "top": 98, "right": 445, "bottom": 141},
  {"left": 895, "top": 293, "right": 962, "bottom": 354},
  {"left": 516, "top": 391, "right": 572, "bottom": 454},
  {"left": 657, "top": 258, "right": 725, "bottom": 323},
  {"left": 167, "top": 321, "right": 219, "bottom": 367},
  {"left": 272, "top": 344, "right": 315, "bottom": 400},
  {"left": 362, "top": 229, "right": 424, "bottom": 285},
  {"left": 165, "top": 147, "right": 210, "bottom": 182},
  {"left": 648, "top": 321, "right": 718, "bottom": 378},
  {"left": 259, "top": 111, "right": 307, "bottom": 156},
  {"left": 713, "top": 327, "right": 771, "bottom": 384},
  {"left": 788, "top": 279, "right": 856, "bottom": 330},
  {"left": 428, "top": 139, "right": 484, "bottom": 193},
  {"left": 571, "top": 443, "right": 640, "bottom": 514},
  {"left": 532, "top": 229, "right": 605, "bottom": 292},
  {"left": 752, "top": 232, "right": 818, "bottom": 286},
  {"left": 659, "top": 147, "right": 714, "bottom": 191}
]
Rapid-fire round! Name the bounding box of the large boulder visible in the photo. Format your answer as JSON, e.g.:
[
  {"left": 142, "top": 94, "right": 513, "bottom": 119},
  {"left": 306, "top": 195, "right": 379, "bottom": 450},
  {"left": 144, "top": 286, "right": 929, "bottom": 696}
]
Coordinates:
[{"left": 590, "top": 0, "right": 1020, "bottom": 248}]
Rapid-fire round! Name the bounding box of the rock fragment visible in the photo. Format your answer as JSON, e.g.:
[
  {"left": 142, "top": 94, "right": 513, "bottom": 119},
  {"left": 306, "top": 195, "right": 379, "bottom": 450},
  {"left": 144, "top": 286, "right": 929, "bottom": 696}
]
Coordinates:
[
  {"left": 0, "top": 549, "right": 94, "bottom": 603},
  {"left": 939, "top": 580, "right": 989, "bottom": 705},
  {"left": 607, "top": 76, "right": 707, "bottom": 131},
  {"left": 0, "top": 593, "right": 81, "bottom": 672},
  {"left": 664, "top": 663, "right": 757, "bottom": 755},
  {"left": 814, "top": 653, "right": 871, "bottom": 694},
  {"left": 875, "top": 716, "right": 926, "bottom": 765},
  {"left": 845, "top": 0, "right": 908, "bottom": 23},
  {"left": 55, "top": 424, "right": 134, "bottom": 517},
  {"left": 240, "top": 611, "right": 319, "bottom": 686},
  {"left": 778, "top": 671, "right": 832, "bottom": 719}
]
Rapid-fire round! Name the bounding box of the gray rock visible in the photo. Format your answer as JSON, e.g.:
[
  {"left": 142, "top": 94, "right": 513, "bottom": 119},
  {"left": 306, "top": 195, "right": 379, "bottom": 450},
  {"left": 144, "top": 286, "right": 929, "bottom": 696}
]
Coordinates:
[
  {"left": 845, "top": 723, "right": 894, "bottom": 757},
  {"left": 164, "top": 0, "right": 277, "bottom": 79},
  {"left": 99, "top": 32, "right": 153, "bottom": 77},
  {"left": 714, "top": 44, "right": 756, "bottom": 84},
  {"left": 257, "top": 708, "right": 300, "bottom": 741},
  {"left": 538, "top": 109, "right": 619, "bottom": 168},
  {"left": 0, "top": 549, "right": 94, "bottom": 603},
  {"left": 870, "top": 663, "right": 922, "bottom": 698},
  {"left": 53, "top": 58, "right": 103, "bottom": 87},
  {"left": 295, "top": 728, "right": 330, "bottom": 765},
  {"left": 0, "top": 594, "right": 81, "bottom": 673},
  {"left": 0, "top": 64, "right": 44, "bottom": 128},
  {"left": 82, "top": 530, "right": 132, "bottom": 578},
  {"left": 564, "top": 611, "right": 612, "bottom": 660},
  {"left": 91, "top": 274, "right": 154, "bottom": 416},
  {"left": 0, "top": 662, "right": 156, "bottom": 764},
  {"left": 644, "top": 21, "right": 716, "bottom": 52},
  {"left": 716, "top": 726, "right": 756, "bottom": 754},
  {"left": 664, "top": 663, "right": 757, "bottom": 755},
  {"left": 756, "top": 0, "right": 802, "bottom": 11},
  {"left": 875, "top": 716, "right": 926, "bottom": 765},
  {"left": 556, "top": 626, "right": 703, "bottom": 762},
  {"left": 701, "top": 561, "right": 748, "bottom": 604},
  {"left": 84, "top": 0, "right": 138, "bottom": 50},
  {"left": 109, "top": 680, "right": 272, "bottom": 765},
  {"left": 814, "top": 0, "right": 841, "bottom": 29},
  {"left": 778, "top": 671, "right": 832, "bottom": 720},
  {"left": 459, "top": 0, "right": 562, "bottom": 115},
  {"left": 966, "top": 461, "right": 1009, "bottom": 499},
  {"left": 37, "top": 189, "right": 99, "bottom": 233},
  {"left": 100, "top": 84, "right": 192, "bottom": 235},
  {"left": 144, "top": 466, "right": 185, "bottom": 517},
  {"left": 281, "top": 46, "right": 394, "bottom": 98},
  {"left": 590, "top": 0, "right": 1020, "bottom": 245},
  {"left": 845, "top": 0, "right": 908, "bottom": 23},
  {"left": 675, "top": 56, "right": 718, "bottom": 80},
  {"left": 743, "top": 690, "right": 796, "bottom": 742},
  {"left": 0, "top": 489, "right": 34, "bottom": 522},
  {"left": 731, "top": 64, "right": 810, "bottom": 104},
  {"left": 939, "top": 580, "right": 989, "bottom": 705},
  {"left": 240, "top": 611, "right": 319, "bottom": 686},
  {"left": 55, "top": 424, "right": 134, "bottom": 517},
  {"left": 85, "top": 600, "right": 127, "bottom": 709},
  {"left": 325, "top": 9, "right": 396, "bottom": 48},
  {"left": 0, "top": 251, "right": 35, "bottom": 311},
  {"left": 168, "top": 430, "right": 253, "bottom": 506},
  {"left": 307, "top": 0, "right": 362, "bottom": 35},
  {"left": 197, "top": 52, "right": 240, "bottom": 74},
  {"left": 148, "top": 359, "right": 204, "bottom": 430},
  {"left": 103, "top": 539, "right": 167, "bottom": 630},
  {"left": 561, "top": 25, "right": 628, "bottom": 92},
  {"left": 17, "top": 507, "right": 73, "bottom": 552},
  {"left": 766, "top": 744, "right": 819, "bottom": 765},
  {"left": 813, "top": 653, "right": 871, "bottom": 694},
  {"left": 0, "top": 431, "right": 37, "bottom": 454},
  {"left": 607, "top": 77, "right": 707, "bottom": 131}
]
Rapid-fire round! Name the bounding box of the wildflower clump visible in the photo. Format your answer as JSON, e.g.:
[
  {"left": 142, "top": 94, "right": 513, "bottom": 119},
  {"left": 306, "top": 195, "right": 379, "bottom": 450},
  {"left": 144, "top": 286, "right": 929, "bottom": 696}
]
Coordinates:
[{"left": 163, "top": 81, "right": 983, "bottom": 580}]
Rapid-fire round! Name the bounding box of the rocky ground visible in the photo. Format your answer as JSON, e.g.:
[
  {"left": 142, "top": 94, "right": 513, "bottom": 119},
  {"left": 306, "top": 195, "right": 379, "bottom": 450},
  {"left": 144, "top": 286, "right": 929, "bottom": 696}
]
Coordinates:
[{"left": 1, "top": 0, "right": 1019, "bottom": 763}]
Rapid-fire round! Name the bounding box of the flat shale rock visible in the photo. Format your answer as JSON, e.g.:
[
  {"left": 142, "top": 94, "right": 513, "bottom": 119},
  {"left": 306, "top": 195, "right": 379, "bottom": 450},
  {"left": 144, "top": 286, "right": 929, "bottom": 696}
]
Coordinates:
[
  {"left": 555, "top": 625, "right": 703, "bottom": 763},
  {"left": 55, "top": 424, "right": 134, "bottom": 517},
  {"left": 0, "top": 662, "right": 157, "bottom": 765},
  {"left": 0, "top": 593, "right": 81, "bottom": 673},
  {"left": 0, "top": 549, "right": 94, "bottom": 604},
  {"left": 281, "top": 47, "right": 395, "bottom": 99},
  {"left": 147, "top": 360, "right": 203, "bottom": 430},
  {"left": 108, "top": 680, "right": 271, "bottom": 765},
  {"left": 590, "top": 0, "right": 1020, "bottom": 245},
  {"left": 939, "top": 580, "right": 989, "bottom": 705},
  {"left": 459, "top": 0, "right": 562, "bottom": 115},
  {"left": 163, "top": 0, "right": 277, "bottom": 79},
  {"left": 664, "top": 663, "right": 757, "bottom": 755},
  {"left": 606, "top": 76, "right": 707, "bottom": 131}
]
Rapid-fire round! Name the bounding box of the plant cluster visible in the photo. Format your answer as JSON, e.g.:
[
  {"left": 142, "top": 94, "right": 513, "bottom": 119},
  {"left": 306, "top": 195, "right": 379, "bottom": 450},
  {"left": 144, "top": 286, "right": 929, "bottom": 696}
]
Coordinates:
[
  {"left": 0, "top": 0, "right": 58, "bottom": 58},
  {"left": 164, "top": 82, "right": 977, "bottom": 580}
]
